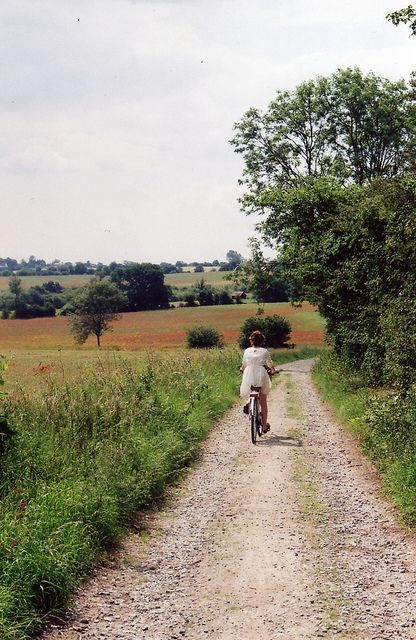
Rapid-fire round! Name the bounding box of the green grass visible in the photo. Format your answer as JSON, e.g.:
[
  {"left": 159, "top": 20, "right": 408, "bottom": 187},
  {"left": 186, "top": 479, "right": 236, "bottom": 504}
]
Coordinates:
[
  {"left": 312, "top": 351, "right": 416, "bottom": 529},
  {"left": 272, "top": 345, "right": 325, "bottom": 366},
  {"left": 2, "top": 350, "right": 145, "bottom": 391},
  {"left": 312, "top": 351, "right": 371, "bottom": 427},
  {"left": 0, "top": 348, "right": 241, "bottom": 638}
]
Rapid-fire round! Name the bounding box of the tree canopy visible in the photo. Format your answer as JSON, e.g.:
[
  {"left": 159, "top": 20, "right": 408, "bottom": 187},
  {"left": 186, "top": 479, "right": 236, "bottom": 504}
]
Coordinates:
[
  {"left": 110, "top": 263, "right": 170, "bottom": 311},
  {"left": 231, "top": 239, "right": 289, "bottom": 303},
  {"left": 232, "top": 68, "right": 416, "bottom": 388},
  {"left": 231, "top": 68, "right": 415, "bottom": 214}
]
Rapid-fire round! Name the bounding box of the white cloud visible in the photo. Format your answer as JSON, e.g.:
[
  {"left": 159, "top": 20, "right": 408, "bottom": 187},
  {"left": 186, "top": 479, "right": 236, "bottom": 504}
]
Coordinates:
[{"left": 0, "top": 0, "right": 414, "bottom": 262}]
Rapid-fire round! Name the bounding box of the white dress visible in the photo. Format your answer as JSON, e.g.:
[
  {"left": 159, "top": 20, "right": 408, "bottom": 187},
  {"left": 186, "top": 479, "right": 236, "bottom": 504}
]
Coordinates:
[{"left": 240, "top": 347, "right": 273, "bottom": 397}]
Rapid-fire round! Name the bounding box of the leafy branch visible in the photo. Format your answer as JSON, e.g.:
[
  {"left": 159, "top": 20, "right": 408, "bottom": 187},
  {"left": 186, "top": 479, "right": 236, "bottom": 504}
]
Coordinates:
[{"left": 386, "top": 5, "right": 416, "bottom": 35}]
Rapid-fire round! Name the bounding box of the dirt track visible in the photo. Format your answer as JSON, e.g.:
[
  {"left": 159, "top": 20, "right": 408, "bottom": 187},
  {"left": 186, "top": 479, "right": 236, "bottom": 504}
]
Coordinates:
[{"left": 43, "top": 360, "right": 416, "bottom": 640}]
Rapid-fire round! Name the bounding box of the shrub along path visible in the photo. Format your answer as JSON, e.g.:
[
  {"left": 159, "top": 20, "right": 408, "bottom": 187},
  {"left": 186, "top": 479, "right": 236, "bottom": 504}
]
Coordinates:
[{"left": 42, "top": 361, "right": 416, "bottom": 639}]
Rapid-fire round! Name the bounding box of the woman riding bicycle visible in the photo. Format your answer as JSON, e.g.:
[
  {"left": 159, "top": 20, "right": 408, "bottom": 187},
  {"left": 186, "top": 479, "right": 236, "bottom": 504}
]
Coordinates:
[{"left": 240, "top": 330, "right": 276, "bottom": 433}]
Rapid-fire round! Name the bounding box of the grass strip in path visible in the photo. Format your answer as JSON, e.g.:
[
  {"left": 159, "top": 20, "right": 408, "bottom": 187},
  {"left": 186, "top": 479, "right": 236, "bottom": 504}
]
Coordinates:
[{"left": 283, "top": 372, "right": 357, "bottom": 638}]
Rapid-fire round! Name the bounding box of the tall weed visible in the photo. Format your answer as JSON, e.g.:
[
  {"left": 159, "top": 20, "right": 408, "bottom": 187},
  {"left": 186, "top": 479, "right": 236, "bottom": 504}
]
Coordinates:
[{"left": 0, "top": 348, "right": 240, "bottom": 638}]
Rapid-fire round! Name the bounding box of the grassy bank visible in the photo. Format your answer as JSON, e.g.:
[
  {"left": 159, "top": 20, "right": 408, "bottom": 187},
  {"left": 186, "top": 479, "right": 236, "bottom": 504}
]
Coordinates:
[
  {"left": 312, "top": 351, "right": 416, "bottom": 527},
  {"left": 0, "top": 349, "right": 241, "bottom": 639},
  {"left": 272, "top": 345, "right": 325, "bottom": 366}
]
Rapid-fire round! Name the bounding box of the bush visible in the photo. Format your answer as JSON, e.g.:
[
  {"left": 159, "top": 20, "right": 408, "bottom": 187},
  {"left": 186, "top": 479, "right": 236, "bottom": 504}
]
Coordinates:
[
  {"left": 216, "top": 289, "right": 234, "bottom": 305},
  {"left": 187, "top": 325, "right": 223, "bottom": 348},
  {"left": 380, "top": 290, "right": 416, "bottom": 389},
  {"left": 238, "top": 315, "right": 291, "bottom": 349}
]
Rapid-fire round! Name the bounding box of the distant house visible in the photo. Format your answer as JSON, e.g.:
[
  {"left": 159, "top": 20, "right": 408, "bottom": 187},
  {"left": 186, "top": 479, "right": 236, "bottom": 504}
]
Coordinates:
[{"left": 232, "top": 290, "right": 247, "bottom": 301}]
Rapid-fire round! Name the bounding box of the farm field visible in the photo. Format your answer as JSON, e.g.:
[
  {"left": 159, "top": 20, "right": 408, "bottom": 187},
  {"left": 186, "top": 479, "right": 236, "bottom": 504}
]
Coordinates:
[
  {"left": 0, "top": 274, "right": 91, "bottom": 289},
  {"left": 0, "top": 302, "right": 325, "bottom": 387},
  {"left": 0, "top": 270, "right": 231, "bottom": 291},
  {"left": 165, "top": 270, "right": 231, "bottom": 287},
  {"left": 0, "top": 302, "right": 324, "bottom": 352}
]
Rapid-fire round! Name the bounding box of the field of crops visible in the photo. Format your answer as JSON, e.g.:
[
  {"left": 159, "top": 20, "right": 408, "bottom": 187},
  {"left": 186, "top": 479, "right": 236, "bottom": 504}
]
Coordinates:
[
  {"left": 0, "top": 270, "right": 231, "bottom": 291},
  {"left": 0, "top": 302, "right": 324, "bottom": 352}
]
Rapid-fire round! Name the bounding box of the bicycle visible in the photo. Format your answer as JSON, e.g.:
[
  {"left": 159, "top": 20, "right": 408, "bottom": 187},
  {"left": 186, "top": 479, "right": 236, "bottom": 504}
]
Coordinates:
[{"left": 242, "top": 366, "right": 276, "bottom": 445}]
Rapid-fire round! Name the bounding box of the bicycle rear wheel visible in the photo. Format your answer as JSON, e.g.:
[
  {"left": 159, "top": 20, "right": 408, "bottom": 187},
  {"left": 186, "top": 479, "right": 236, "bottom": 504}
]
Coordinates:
[
  {"left": 257, "top": 412, "right": 263, "bottom": 437},
  {"left": 250, "top": 402, "right": 258, "bottom": 445},
  {"left": 250, "top": 399, "right": 259, "bottom": 444}
]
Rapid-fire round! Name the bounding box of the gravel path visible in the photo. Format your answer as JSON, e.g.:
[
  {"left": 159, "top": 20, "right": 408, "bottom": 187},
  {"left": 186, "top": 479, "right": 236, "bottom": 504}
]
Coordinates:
[{"left": 42, "top": 359, "right": 416, "bottom": 640}]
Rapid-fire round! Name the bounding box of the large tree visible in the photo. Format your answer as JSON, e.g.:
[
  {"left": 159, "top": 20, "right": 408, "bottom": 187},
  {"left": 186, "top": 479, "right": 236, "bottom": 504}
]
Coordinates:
[
  {"left": 68, "top": 279, "right": 127, "bottom": 347},
  {"left": 226, "top": 249, "right": 244, "bottom": 270},
  {"left": 110, "top": 263, "right": 170, "bottom": 311},
  {"left": 231, "top": 68, "right": 415, "bottom": 214}
]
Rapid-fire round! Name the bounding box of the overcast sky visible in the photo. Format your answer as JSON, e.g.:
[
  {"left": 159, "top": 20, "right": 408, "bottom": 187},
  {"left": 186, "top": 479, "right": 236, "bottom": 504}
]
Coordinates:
[{"left": 1, "top": 0, "right": 414, "bottom": 264}]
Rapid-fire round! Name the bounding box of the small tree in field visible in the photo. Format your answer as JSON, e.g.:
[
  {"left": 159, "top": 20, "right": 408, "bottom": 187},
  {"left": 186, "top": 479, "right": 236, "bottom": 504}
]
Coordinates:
[{"left": 68, "top": 280, "right": 127, "bottom": 347}]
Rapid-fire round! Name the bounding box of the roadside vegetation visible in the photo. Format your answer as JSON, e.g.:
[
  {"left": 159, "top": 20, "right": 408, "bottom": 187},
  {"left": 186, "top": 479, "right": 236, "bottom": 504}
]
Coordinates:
[
  {"left": 313, "top": 353, "right": 416, "bottom": 526},
  {"left": 0, "top": 348, "right": 241, "bottom": 638}
]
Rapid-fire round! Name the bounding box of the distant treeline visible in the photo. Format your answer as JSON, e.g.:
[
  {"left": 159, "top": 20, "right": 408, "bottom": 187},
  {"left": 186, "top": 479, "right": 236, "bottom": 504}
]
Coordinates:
[
  {"left": 0, "top": 249, "right": 244, "bottom": 277},
  {"left": 0, "top": 261, "right": 253, "bottom": 320}
]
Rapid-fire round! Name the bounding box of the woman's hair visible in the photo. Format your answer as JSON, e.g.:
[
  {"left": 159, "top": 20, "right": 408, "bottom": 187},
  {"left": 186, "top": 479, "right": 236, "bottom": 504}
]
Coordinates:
[{"left": 249, "top": 330, "right": 265, "bottom": 347}]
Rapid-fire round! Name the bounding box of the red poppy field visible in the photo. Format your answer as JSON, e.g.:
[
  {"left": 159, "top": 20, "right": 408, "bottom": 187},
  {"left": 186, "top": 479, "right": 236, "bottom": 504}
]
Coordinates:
[{"left": 0, "top": 302, "right": 324, "bottom": 352}]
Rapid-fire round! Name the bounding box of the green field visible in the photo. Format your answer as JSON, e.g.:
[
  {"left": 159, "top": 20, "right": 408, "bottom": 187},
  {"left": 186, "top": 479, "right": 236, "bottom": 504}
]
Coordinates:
[
  {"left": 0, "top": 275, "right": 91, "bottom": 290},
  {"left": 165, "top": 270, "right": 231, "bottom": 287},
  {"left": 0, "top": 270, "right": 231, "bottom": 291},
  {"left": 0, "top": 348, "right": 243, "bottom": 638}
]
